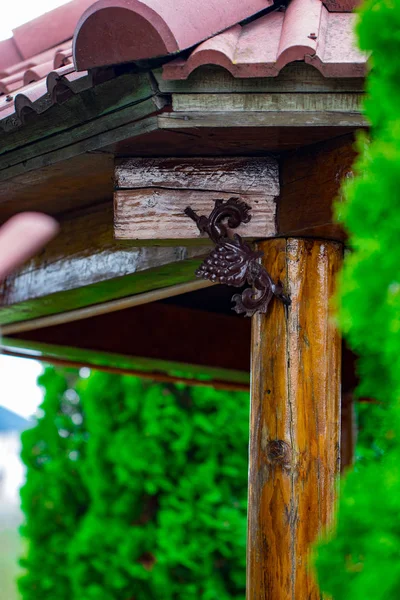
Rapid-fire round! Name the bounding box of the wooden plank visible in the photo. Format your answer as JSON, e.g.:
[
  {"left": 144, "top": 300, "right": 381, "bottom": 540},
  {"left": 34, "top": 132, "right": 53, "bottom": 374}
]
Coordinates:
[
  {"left": 115, "top": 189, "right": 276, "bottom": 243},
  {"left": 155, "top": 64, "right": 365, "bottom": 94},
  {"left": 0, "top": 202, "right": 210, "bottom": 325},
  {"left": 158, "top": 111, "right": 368, "bottom": 129},
  {"left": 0, "top": 111, "right": 159, "bottom": 185},
  {"left": 2, "top": 338, "right": 250, "bottom": 391},
  {"left": 172, "top": 93, "right": 363, "bottom": 113},
  {"left": 4, "top": 302, "right": 251, "bottom": 377},
  {"left": 1, "top": 280, "right": 214, "bottom": 335},
  {"left": 105, "top": 124, "right": 364, "bottom": 157},
  {"left": 247, "top": 238, "right": 342, "bottom": 600},
  {"left": 114, "top": 157, "right": 278, "bottom": 243},
  {"left": 278, "top": 135, "right": 357, "bottom": 240},
  {"left": 0, "top": 153, "right": 114, "bottom": 224},
  {"left": 115, "top": 156, "right": 279, "bottom": 191},
  {"left": 0, "top": 72, "right": 158, "bottom": 160}
]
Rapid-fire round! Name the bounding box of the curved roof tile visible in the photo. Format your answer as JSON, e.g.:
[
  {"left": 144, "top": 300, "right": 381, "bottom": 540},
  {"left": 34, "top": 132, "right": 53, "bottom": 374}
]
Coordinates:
[
  {"left": 72, "top": 0, "right": 274, "bottom": 70},
  {"left": 163, "top": 0, "right": 366, "bottom": 79},
  {"left": 11, "top": 0, "right": 96, "bottom": 60},
  {"left": 0, "top": 66, "right": 90, "bottom": 132}
]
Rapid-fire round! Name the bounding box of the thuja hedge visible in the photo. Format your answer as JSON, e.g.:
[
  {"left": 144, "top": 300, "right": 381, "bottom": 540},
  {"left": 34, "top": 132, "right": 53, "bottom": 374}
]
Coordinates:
[
  {"left": 315, "top": 0, "right": 400, "bottom": 598},
  {"left": 19, "top": 367, "right": 249, "bottom": 600}
]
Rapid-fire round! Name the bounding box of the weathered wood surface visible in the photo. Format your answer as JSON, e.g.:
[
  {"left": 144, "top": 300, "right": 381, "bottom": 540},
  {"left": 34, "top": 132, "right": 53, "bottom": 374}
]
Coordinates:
[
  {"left": 2, "top": 280, "right": 214, "bottom": 335},
  {"left": 106, "top": 124, "right": 362, "bottom": 157},
  {"left": 0, "top": 153, "right": 114, "bottom": 223},
  {"left": 172, "top": 93, "right": 362, "bottom": 113},
  {"left": 0, "top": 72, "right": 160, "bottom": 163},
  {"left": 0, "top": 112, "right": 158, "bottom": 186},
  {"left": 0, "top": 202, "right": 209, "bottom": 325},
  {"left": 155, "top": 64, "right": 365, "bottom": 94},
  {"left": 158, "top": 111, "right": 367, "bottom": 129},
  {"left": 278, "top": 135, "right": 357, "bottom": 241},
  {"left": 114, "top": 157, "right": 278, "bottom": 243},
  {"left": 247, "top": 238, "right": 342, "bottom": 600}
]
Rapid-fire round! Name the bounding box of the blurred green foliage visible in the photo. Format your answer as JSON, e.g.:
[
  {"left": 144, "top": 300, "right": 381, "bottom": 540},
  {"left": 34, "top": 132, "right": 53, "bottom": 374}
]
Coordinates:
[
  {"left": 315, "top": 0, "right": 400, "bottom": 597},
  {"left": 19, "top": 367, "right": 249, "bottom": 600}
]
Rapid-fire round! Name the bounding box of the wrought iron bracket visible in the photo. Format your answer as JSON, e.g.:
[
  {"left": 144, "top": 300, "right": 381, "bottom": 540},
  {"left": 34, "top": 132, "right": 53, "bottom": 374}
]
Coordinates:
[{"left": 184, "top": 198, "right": 291, "bottom": 317}]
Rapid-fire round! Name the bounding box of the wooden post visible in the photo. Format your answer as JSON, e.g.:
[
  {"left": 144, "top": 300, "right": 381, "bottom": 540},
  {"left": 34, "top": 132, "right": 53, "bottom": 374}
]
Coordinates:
[{"left": 247, "top": 238, "right": 342, "bottom": 600}]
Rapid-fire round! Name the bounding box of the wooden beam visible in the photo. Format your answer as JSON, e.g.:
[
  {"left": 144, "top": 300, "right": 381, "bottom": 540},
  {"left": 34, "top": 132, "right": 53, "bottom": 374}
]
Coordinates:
[
  {"left": 172, "top": 93, "right": 363, "bottom": 114},
  {"left": 105, "top": 124, "right": 362, "bottom": 157},
  {"left": 2, "top": 337, "right": 250, "bottom": 391},
  {"left": 3, "top": 302, "right": 251, "bottom": 386},
  {"left": 278, "top": 135, "right": 357, "bottom": 240},
  {"left": 0, "top": 113, "right": 158, "bottom": 186},
  {"left": 0, "top": 153, "right": 114, "bottom": 223},
  {"left": 114, "top": 157, "right": 278, "bottom": 243},
  {"left": 2, "top": 345, "right": 249, "bottom": 392},
  {"left": 158, "top": 111, "right": 367, "bottom": 130},
  {"left": 0, "top": 71, "right": 162, "bottom": 165},
  {"left": 0, "top": 202, "right": 209, "bottom": 325},
  {"left": 1, "top": 280, "right": 214, "bottom": 335},
  {"left": 247, "top": 238, "right": 342, "bottom": 599}
]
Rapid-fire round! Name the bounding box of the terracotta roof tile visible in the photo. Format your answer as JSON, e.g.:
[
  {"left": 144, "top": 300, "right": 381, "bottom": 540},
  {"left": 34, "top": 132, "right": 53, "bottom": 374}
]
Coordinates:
[
  {"left": 73, "top": 0, "right": 275, "bottom": 70},
  {"left": 163, "top": 0, "right": 366, "bottom": 79},
  {"left": 0, "top": 64, "right": 91, "bottom": 132},
  {"left": 0, "top": 38, "right": 22, "bottom": 71},
  {"left": 11, "top": 0, "right": 96, "bottom": 60}
]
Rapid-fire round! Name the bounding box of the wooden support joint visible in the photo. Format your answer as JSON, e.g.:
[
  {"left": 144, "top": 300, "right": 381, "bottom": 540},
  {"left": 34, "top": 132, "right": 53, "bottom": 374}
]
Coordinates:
[
  {"left": 248, "top": 237, "right": 342, "bottom": 600},
  {"left": 185, "top": 197, "right": 290, "bottom": 316},
  {"left": 114, "top": 157, "right": 279, "bottom": 245}
]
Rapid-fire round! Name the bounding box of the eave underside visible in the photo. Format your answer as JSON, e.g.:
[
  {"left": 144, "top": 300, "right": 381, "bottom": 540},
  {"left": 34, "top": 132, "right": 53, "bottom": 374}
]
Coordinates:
[{"left": 0, "top": 63, "right": 364, "bottom": 385}]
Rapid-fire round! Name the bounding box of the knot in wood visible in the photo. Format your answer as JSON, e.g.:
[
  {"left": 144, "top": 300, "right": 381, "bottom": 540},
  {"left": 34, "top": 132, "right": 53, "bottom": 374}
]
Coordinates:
[{"left": 266, "top": 440, "right": 292, "bottom": 469}]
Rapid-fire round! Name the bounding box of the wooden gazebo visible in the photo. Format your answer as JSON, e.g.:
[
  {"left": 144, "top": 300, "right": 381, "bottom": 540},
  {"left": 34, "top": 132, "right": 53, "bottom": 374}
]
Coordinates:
[{"left": 0, "top": 0, "right": 366, "bottom": 596}]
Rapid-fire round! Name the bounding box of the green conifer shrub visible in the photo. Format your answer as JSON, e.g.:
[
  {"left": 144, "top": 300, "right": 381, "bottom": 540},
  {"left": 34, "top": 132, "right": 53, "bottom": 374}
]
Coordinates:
[
  {"left": 19, "top": 367, "right": 249, "bottom": 600},
  {"left": 315, "top": 1, "right": 400, "bottom": 597},
  {"left": 19, "top": 368, "right": 87, "bottom": 599}
]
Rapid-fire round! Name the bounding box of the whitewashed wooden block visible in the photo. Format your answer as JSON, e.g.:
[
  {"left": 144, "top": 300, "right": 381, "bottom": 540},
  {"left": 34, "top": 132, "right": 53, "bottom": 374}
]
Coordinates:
[{"left": 114, "top": 157, "right": 279, "bottom": 244}]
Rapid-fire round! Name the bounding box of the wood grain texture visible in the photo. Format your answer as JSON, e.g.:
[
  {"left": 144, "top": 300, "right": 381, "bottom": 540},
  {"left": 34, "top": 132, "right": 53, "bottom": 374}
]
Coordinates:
[
  {"left": 0, "top": 112, "right": 158, "bottom": 187},
  {"left": 0, "top": 72, "right": 157, "bottom": 165},
  {"left": 158, "top": 111, "right": 367, "bottom": 129},
  {"left": 0, "top": 153, "right": 114, "bottom": 224},
  {"left": 114, "top": 157, "right": 278, "bottom": 243},
  {"left": 247, "top": 238, "right": 342, "bottom": 600},
  {"left": 0, "top": 202, "right": 209, "bottom": 324},
  {"left": 278, "top": 135, "right": 357, "bottom": 241},
  {"left": 108, "top": 125, "right": 362, "bottom": 157},
  {"left": 172, "top": 93, "right": 362, "bottom": 113}
]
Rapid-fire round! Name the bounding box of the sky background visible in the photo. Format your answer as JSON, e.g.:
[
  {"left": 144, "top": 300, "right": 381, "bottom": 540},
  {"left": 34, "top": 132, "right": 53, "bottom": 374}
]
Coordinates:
[
  {"left": 0, "top": 0, "right": 71, "bottom": 41},
  {"left": 0, "top": 355, "right": 43, "bottom": 418}
]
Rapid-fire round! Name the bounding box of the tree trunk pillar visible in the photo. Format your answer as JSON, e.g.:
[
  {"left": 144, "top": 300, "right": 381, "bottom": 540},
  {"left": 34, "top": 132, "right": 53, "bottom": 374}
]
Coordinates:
[{"left": 247, "top": 238, "right": 342, "bottom": 600}]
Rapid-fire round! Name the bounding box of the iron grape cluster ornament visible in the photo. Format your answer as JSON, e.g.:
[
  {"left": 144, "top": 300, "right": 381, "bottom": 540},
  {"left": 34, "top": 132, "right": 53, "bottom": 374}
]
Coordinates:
[{"left": 184, "top": 198, "right": 290, "bottom": 317}]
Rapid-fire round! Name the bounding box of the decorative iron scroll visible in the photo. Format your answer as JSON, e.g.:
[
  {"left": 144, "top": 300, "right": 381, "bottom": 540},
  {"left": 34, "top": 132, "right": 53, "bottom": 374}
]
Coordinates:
[{"left": 184, "top": 198, "right": 291, "bottom": 317}]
